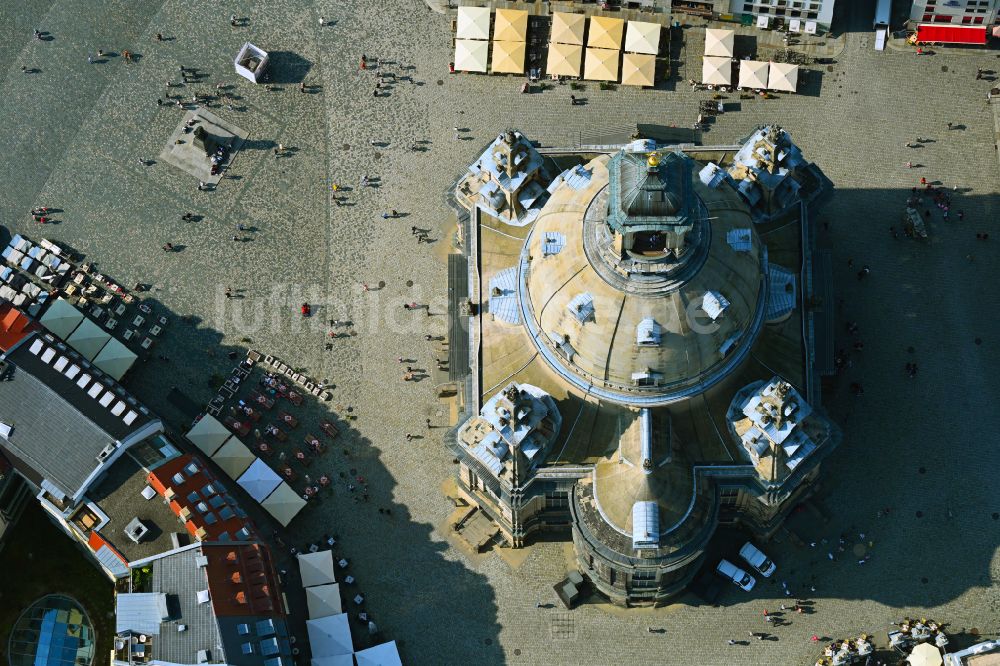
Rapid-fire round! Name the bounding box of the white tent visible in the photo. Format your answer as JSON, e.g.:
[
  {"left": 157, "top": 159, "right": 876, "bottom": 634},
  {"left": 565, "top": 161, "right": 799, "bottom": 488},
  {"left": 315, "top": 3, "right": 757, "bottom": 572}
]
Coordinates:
[
  {"left": 66, "top": 318, "right": 111, "bottom": 360},
  {"left": 354, "top": 641, "right": 403, "bottom": 666},
  {"left": 624, "top": 21, "right": 661, "bottom": 55},
  {"left": 261, "top": 481, "right": 307, "bottom": 527},
  {"left": 236, "top": 457, "right": 282, "bottom": 503},
  {"left": 454, "top": 39, "right": 489, "bottom": 73},
  {"left": 210, "top": 437, "right": 256, "bottom": 479},
  {"left": 767, "top": 62, "right": 799, "bottom": 92},
  {"left": 738, "top": 60, "right": 769, "bottom": 89},
  {"left": 704, "top": 28, "right": 735, "bottom": 58},
  {"left": 297, "top": 551, "right": 336, "bottom": 588},
  {"left": 306, "top": 614, "right": 353, "bottom": 658},
  {"left": 39, "top": 298, "right": 84, "bottom": 339},
  {"left": 456, "top": 6, "right": 491, "bottom": 40},
  {"left": 702, "top": 56, "right": 732, "bottom": 86},
  {"left": 306, "top": 583, "right": 342, "bottom": 619},
  {"left": 185, "top": 415, "right": 232, "bottom": 457},
  {"left": 311, "top": 657, "right": 353, "bottom": 666},
  {"left": 92, "top": 337, "right": 138, "bottom": 380}
]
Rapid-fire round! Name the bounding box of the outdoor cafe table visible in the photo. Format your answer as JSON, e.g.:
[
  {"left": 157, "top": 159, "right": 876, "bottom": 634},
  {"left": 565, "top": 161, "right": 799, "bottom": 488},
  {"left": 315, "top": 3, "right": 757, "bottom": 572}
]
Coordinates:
[
  {"left": 266, "top": 423, "right": 288, "bottom": 442},
  {"left": 304, "top": 434, "right": 324, "bottom": 453},
  {"left": 279, "top": 411, "right": 299, "bottom": 428},
  {"left": 224, "top": 415, "right": 251, "bottom": 438},
  {"left": 320, "top": 420, "right": 339, "bottom": 439},
  {"left": 250, "top": 391, "right": 274, "bottom": 410},
  {"left": 286, "top": 389, "right": 304, "bottom": 406}
]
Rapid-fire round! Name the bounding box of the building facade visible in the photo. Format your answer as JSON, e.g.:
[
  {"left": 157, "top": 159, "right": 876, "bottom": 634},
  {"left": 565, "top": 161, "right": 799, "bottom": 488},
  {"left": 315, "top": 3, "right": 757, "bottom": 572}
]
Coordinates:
[
  {"left": 455, "top": 126, "right": 840, "bottom": 606},
  {"left": 728, "top": 0, "right": 836, "bottom": 30},
  {"left": 909, "top": 0, "right": 999, "bottom": 26}
]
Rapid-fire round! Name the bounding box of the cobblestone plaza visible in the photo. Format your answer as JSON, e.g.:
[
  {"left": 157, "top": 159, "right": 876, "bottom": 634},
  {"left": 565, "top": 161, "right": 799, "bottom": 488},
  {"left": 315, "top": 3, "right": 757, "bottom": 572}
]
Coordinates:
[{"left": 1, "top": 0, "right": 999, "bottom": 664}]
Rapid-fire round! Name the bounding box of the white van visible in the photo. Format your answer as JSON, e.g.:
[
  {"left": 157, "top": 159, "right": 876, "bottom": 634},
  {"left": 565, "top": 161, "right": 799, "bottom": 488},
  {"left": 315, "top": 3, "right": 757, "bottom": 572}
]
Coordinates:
[
  {"left": 716, "top": 559, "right": 756, "bottom": 591},
  {"left": 739, "top": 542, "right": 777, "bottom": 577}
]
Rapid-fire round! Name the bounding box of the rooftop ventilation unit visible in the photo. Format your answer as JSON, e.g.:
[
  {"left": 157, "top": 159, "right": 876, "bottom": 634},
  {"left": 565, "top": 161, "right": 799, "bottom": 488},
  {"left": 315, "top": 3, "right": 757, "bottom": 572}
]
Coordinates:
[{"left": 96, "top": 443, "right": 116, "bottom": 463}]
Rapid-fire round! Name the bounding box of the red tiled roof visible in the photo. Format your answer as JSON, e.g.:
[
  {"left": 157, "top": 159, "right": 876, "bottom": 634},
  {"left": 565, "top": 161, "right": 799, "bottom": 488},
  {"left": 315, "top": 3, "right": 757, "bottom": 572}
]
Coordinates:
[
  {"left": 203, "top": 543, "right": 285, "bottom": 617},
  {"left": 916, "top": 24, "right": 987, "bottom": 45},
  {"left": 0, "top": 305, "right": 40, "bottom": 352},
  {"left": 148, "top": 455, "right": 257, "bottom": 542}
]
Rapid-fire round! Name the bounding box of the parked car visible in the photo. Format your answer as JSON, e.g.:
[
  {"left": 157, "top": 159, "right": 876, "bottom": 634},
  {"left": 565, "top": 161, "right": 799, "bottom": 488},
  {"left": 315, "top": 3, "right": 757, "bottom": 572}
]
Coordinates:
[
  {"left": 739, "top": 542, "right": 777, "bottom": 577},
  {"left": 716, "top": 559, "right": 756, "bottom": 591}
]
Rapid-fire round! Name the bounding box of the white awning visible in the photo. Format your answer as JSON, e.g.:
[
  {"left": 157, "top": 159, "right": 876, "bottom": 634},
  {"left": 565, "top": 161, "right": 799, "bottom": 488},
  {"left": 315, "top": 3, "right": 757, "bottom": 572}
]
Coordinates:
[
  {"left": 39, "top": 298, "right": 84, "bottom": 339},
  {"left": 185, "top": 414, "right": 233, "bottom": 457},
  {"left": 354, "top": 641, "right": 404, "bottom": 666},
  {"left": 306, "top": 583, "right": 342, "bottom": 619},
  {"left": 704, "top": 28, "right": 734, "bottom": 58},
  {"left": 455, "top": 39, "right": 489, "bottom": 73},
  {"left": 306, "top": 614, "right": 353, "bottom": 658},
  {"left": 92, "top": 337, "right": 138, "bottom": 380},
  {"left": 261, "top": 481, "right": 307, "bottom": 527},
  {"left": 702, "top": 56, "right": 731, "bottom": 86},
  {"left": 236, "top": 457, "right": 282, "bottom": 503},
  {"left": 298, "top": 551, "right": 337, "bottom": 588},
  {"left": 456, "top": 6, "right": 491, "bottom": 40},
  {"left": 738, "top": 60, "right": 769, "bottom": 89},
  {"left": 624, "top": 21, "right": 661, "bottom": 55},
  {"left": 66, "top": 318, "right": 111, "bottom": 360},
  {"left": 767, "top": 62, "right": 799, "bottom": 92},
  {"left": 210, "top": 437, "right": 256, "bottom": 479}
]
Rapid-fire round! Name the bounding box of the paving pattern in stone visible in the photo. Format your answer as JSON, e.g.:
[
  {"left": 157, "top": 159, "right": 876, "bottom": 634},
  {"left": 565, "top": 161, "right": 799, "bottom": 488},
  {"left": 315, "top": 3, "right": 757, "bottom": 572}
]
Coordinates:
[{"left": 1, "top": 0, "right": 999, "bottom": 664}]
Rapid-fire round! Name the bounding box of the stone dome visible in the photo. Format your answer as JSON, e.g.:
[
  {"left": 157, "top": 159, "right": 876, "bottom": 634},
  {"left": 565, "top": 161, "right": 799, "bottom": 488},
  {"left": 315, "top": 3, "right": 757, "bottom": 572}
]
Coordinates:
[{"left": 518, "top": 149, "right": 767, "bottom": 406}]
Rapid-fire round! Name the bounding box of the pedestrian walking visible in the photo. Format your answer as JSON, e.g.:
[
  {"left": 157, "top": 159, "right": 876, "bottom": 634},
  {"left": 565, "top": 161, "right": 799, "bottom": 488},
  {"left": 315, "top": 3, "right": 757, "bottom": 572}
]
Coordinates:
[
  {"left": 727, "top": 639, "right": 736, "bottom": 645},
  {"left": 570, "top": 94, "right": 576, "bottom": 105},
  {"left": 87, "top": 55, "right": 93, "bottom": 65},
  {"left": 411, "top": 226, "right": 418, "bottom": 235},
  {"left": 906, "top": 161, "right": 912, "bottom": 169},
  {"left": 426, "top": 418, "right": 432, "bottom": 429},
  {"left": 225, "top": 287, "right": 233, "bottom": 299},
  {"left": 947, "top": 121, "right": 953, "bottom": 130},
  {"left": 162, "top": 242, "right": 174, "bottom": 252},
  {"left": 319, "top": 16, "right": 325, "bottom": 26},
  {"left": 362, "top": 282, "right": 370, "bottom": 292},
  {"left": 230, "top": 14, "right": 238, "bottom": 26},
  {"left": 405, "top": 433, "right": 413, "bottom": 441}
]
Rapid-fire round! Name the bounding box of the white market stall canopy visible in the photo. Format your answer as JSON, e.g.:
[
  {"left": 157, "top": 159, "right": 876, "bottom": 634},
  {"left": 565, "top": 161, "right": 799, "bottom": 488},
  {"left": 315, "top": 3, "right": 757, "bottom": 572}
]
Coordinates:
[
  {"left": 185, "top": 414, "right": 232, "bottom": 457},
  {"left": 702, "top": 56, "right": 732, "bottom": 86},
  {"left": 236, "top": 457, "right": 282, "bottom": 503},
  {"left": 306, "top": 614, "right": 353, "bottom": 658},
  {"left": 39, "top": 298, "right": 84, "bottom": 339},
  {"left": 354, "top": 641, "right": 404, "bottom": 666},
  {"left": 235, "top": 42, "right": 269, "bottom": 83},
  {"left": 92, "top": 337, "right": 138, "bottom": 381},
  {"left": 456, "top": 6, "right": 491, "bottom": 40},
  {"left": 298, "top": 551, "right": 337, "bottom": 588},
  {"left": 66, "top": 318, "right": 111, "bottom": 360},
  {"left": 455, "top": 39, "right": 489, "bottom": 72},
  {"left": 210, "top": 436, "right": 256, "bottom": 479},
  {"left": 767, "top": 62, "right": 799, "bottom": 92},
  {"left": 738, "top": 60, "right": 769, "bottom": 89},
  {"left": 624, "top": 21, "right": 661, "bottom": 55},
  {"left": 261, "top": 481, "right": 307, "bottom": 527},
  {"left": 306, "top": 583, "right": 342, "bottom": 619},
  {"left": 704, "top": 28, "right": 735, "bottom": 58},
  {"left": 550, "top": 12, "right": 585, "bottom": 45}
]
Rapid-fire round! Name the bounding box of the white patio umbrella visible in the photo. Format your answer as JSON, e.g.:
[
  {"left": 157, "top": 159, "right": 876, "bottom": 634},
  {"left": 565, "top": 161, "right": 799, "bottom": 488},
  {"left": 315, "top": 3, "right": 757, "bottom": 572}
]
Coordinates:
[
  {"left": 738, "top": 60, "right": 769, "bottom": 89},
  {"left": 456, "top": 6, "right": 490, "bottom": 40},
  {"left": 702, "top": 56, "right": 731, "bottom": 86}
]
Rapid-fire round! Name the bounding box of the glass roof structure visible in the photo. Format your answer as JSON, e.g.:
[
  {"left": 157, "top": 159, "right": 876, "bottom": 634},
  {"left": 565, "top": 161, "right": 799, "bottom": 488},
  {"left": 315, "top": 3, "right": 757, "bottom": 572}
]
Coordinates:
[{"left": 8, "top": 595, "right": 95, "bottom": 666}]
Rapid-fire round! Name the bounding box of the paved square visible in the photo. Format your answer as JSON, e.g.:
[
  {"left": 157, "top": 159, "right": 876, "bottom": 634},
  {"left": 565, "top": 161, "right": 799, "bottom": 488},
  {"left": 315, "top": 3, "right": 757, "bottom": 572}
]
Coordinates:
[{"left": 1, "top": 1, "right": 998, "bottom": 665}]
